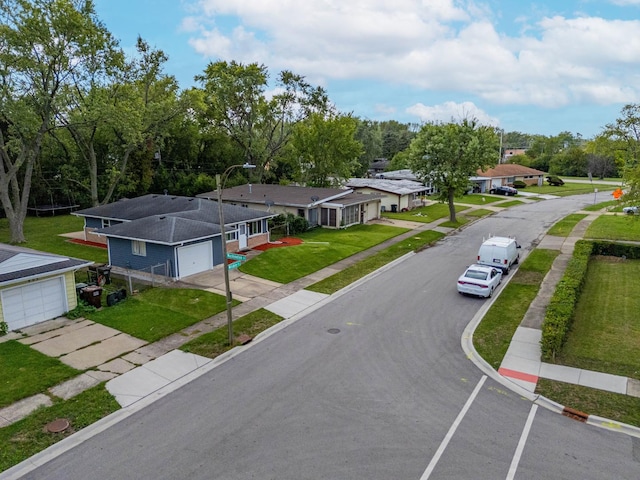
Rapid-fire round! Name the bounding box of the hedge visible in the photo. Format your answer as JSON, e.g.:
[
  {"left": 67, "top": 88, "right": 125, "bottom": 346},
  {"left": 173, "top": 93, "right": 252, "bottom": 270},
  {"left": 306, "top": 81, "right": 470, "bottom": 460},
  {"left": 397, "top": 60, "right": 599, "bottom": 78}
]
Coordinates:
[{"left": 540, "top": 240, "right": 593, "bottom": 361}]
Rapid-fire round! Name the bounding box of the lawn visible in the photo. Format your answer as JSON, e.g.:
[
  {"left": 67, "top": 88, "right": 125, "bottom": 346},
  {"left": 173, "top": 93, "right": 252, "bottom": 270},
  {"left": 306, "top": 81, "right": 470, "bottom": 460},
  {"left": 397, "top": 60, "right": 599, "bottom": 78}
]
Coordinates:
[
  {"left": 546, "top": 213, "right": 588, "bottom": 237},
  {"left": 86, "top": 288, "right": 232, "bottom": 342},
  {"left": 582, "top": 200, "right": 619, "bottom": 211},
  {"left": 552, "top": 257, "right": 640, "bottom": 380},
  {"left": 473, "top": 248, "right": 559, "bottom": 369},
  {"left": 454, "top": 194, "right": 504, "bottom": 205},
  {"left": 521, "top": 183, "right": 616, "bottom": 197},
  {"left": 181, "top": 308, "right": 283, "bottom": 358},
  {"left": 308, "top": 230, "right": 444, "bottom": 294},
  {"left": 585, "top": 215, "right": 640, "bottom": 241},
  {"left": 0, "top": 214, "right": 108, "bottom": 264},
  {"left": 240, "top": 224, "right": 409, "bottom": 283},
  {"left": 383, "top": 202, "right": 468, "bottom": 223},
  {"left": 0, "top": 341, "right": 80, "bottom": 408}
]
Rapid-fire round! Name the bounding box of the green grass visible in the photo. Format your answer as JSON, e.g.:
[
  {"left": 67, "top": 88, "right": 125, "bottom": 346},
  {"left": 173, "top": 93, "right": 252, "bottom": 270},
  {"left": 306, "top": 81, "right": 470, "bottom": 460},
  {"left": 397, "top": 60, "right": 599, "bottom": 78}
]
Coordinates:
[
  {"left": 585, "top": 215, "right": 640, "bottom": 241},
  {"left": 240, "top": 224, "right": 408, "bottom": 283},
  {"left": 454, "top": 194, "right": 504, "bottom": 205},
  {"left": 552, "top": 258, "right": 640, "bottom": 380},
  {"left": 547, "top": 213, "right": 588, "bottom": 237},
  {"left": 522, "top": 183, "right": 616, "bottom": 197},
  {"left": 181, "top": 308, "right": 283, "bottom": 357},
  {"left": 0, "top": 215, "right": 108, "bottom": 264},
  {"left": 0, "top": 384, "right": 120, "bottom": 472},
  {"left": 461, "top": 208, "right": 494, "bottom": 218},
  {"left": 86, "top": 288, "right": 233, "bottom": 342},
  {"left": 0, "top": 341, "right": 80, "bottom": 408},
  {"left": 383, "top": 203, "right": 468, "bottom": 223},
  {"left": 583, "top": 200, "right": 619, "bottom": 211},
  {"left": 308, "top": 231, "right": 445, "bottom": 294},
  {"left": 536, "top": 379, "right": 640, "bottom": 427},
  {"left": 495, "top": 200, "right": 523, "bottom": 208},
  {"left": 473, "top": 249, "right": 559, "bottom": 369},
  {"left": 439, "top": 217, "right": 470, "bottom": 228}
]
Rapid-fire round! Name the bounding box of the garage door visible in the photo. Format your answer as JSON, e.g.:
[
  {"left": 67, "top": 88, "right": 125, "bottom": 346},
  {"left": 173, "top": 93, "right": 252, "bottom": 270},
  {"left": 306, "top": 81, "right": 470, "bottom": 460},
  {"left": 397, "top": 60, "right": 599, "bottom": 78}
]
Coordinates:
[
  {"left": 177, "top": 241, "right": 213, "bottom": 279},
  {"left": 2, "top": 276, "right": 66, "bottom": 331}
]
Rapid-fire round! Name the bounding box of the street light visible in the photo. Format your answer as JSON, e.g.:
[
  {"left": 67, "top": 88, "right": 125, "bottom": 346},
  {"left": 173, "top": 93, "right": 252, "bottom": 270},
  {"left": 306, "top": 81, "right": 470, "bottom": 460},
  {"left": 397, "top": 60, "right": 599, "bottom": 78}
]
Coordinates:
[{"left": 216, "top": 162, "right": 256, "bottom": 345}]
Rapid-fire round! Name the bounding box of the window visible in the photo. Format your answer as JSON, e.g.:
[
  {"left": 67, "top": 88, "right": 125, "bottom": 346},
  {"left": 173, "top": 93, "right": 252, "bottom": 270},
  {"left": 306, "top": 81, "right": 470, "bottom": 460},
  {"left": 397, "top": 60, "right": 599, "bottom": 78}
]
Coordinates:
[
  {"left": 226, "top": 229, "right": 238, "bottom": 241},
  {"left": 248, "top": 220, "right": 264, "bottom": 236},
  {"left": 102, "top": 219, "right": 111, "bottom": 228},
  {"left": 132, "top": 240, "right": 146, "bottom": 256},
  {"left": 342, "top": 205, "right": 359, "bottom": 226}
]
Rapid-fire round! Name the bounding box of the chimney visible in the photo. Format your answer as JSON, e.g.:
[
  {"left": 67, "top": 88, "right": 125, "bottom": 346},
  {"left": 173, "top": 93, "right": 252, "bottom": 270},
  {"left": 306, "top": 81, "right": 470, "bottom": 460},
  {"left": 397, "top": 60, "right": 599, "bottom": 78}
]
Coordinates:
[{"left": 249, "top": 184, "right": 252, "bottom": 194}]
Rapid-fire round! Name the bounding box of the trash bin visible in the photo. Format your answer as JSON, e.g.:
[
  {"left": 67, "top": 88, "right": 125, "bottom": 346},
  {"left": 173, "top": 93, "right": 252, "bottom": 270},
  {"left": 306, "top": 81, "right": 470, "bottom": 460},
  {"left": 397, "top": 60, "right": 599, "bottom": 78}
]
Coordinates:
[
  {"left": 97, "top": 265, "right": 112, "bottom": 285},
  {"left": 80, "top": 285, "right": 103, "bottom": 308},
  {"left": 106, "top": 288, "right": 127, "bottom": 307},
  {"left": 75, "top": 282, "right": 88, "bottom": 296},
  {"left": 390, "top": 204, "right": 398, "bottom": 213}
]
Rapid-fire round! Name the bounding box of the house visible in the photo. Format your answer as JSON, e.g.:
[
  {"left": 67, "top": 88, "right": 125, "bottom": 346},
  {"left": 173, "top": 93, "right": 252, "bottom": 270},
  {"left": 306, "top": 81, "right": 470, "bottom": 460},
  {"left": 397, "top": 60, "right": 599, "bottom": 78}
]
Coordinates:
[
  {"left": 73, "top": 194, "right": 275, "bottom": 280},
  {"left": 197, "top": 184, "right": 383, "bottom": 229},
  {"left": 345, "top": 178, "right": 431, "bottom": 212},
  {"left": 367, "top": 158, "right": 390, "bottom": 177},
  {"left": 0, "top": 244, "right": 92, "bottom": 331},
  {"left": 373, "top": 169, "right": 436, "bottom": 194},
  {"left": 471, "top": 164, "right": 546, "bottom": 192}
]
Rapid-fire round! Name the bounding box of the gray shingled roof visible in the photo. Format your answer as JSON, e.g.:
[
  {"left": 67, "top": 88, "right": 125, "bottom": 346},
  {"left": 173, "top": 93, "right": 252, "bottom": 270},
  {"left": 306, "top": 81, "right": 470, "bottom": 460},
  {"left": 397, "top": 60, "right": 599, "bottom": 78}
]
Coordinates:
[
  {"left": 345, "top": 178, "right": 428, "bottom": 195},
  {"left": 197, "top": 184, "right": 381, "bottom": 207},
  {"left": 81, "top": 194, "right": 275, "bottom": 244},
  {"left": 0, "top": 244, "right": 92, "bottom": 285}
]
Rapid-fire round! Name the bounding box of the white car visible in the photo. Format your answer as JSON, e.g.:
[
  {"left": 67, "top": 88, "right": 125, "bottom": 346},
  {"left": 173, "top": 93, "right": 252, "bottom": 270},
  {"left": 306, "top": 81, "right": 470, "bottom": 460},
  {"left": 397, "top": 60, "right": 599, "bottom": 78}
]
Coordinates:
[
  {"left": 457, "top": 264, "right": 502, "bottom": 298},
  {"left": 623, "top": 206, "right": 639, "bottom": 215}
]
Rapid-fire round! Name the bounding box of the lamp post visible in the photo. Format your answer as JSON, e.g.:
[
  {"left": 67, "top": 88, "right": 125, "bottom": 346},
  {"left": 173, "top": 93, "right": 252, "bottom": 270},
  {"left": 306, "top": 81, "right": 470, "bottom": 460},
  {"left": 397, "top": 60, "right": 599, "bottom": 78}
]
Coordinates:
[{"left": 216, "top": 162, "right": 256, "bottom": 346}]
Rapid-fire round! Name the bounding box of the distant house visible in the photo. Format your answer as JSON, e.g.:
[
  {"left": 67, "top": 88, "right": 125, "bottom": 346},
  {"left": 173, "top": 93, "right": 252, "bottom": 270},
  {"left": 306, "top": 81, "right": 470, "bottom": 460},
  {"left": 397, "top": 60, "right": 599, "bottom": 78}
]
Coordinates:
[
  {"left": 345, "top": 178, "right": 430, "bottom": 212},
  {"left": 73, "top": 194, "right": 274, "bottom": 280},
  {"left": 471, "top": 164, "right": 545, "bottom": 192},
  {"left": 0, "top": 244, "right": 91, "bottom": 331},
  {"left": 367, "top": 158, "right": 390, "bottom": 177},
  {"left": 197, "top": 184, "right": 382, "bottom": 229},
  {"left": 502, "top": 148, "right": 527, "bottom": 163},
  {"left": 373, "top": 169, "right": 436, "bottom": 195}
]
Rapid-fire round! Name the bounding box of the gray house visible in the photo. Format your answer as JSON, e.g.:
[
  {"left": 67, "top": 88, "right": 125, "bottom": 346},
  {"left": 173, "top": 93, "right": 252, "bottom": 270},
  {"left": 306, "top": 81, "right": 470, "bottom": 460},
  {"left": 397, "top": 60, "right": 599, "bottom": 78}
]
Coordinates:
[
  {"left": 345, "top": 178, "right": 431, "bottom": 212},
  {"left": 73, "top": 194, "right": 274, "bottom": 280},
  {"left": 197, "top": 184, "right": 382, "bottom": 228}
]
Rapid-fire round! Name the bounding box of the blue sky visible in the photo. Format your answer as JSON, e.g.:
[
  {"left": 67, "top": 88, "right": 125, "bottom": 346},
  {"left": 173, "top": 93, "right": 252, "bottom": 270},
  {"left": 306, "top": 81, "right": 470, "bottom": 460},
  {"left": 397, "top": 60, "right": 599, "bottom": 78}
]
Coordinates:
[{"left": 93, "top": 0, "right": 640, "bottom": 139}]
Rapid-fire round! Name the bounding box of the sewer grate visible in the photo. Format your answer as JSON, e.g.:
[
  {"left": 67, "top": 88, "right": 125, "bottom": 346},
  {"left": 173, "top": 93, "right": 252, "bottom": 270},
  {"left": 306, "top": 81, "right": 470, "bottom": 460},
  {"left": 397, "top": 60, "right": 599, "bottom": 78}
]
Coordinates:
[{"left": 327, "top": 328, "right": 340, "bottom": 334}]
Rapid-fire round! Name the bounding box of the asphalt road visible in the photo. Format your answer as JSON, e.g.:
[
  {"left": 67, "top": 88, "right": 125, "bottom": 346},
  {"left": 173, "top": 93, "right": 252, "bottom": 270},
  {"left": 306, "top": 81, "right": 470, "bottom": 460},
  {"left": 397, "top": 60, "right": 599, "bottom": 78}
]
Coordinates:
[{"left": 15, "top": 194, "right": 640, "bottom": 479}]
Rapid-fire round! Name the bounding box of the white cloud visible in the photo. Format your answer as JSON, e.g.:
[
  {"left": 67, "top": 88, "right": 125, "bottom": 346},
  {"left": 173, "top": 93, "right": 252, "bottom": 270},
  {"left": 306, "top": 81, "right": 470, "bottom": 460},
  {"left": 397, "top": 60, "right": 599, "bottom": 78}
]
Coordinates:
[
  {"left": 185, "top": 0, "right": 640, "bottom": 112},
  {"left": 406, "top": 101, "right": 499, "bottom": 126}
]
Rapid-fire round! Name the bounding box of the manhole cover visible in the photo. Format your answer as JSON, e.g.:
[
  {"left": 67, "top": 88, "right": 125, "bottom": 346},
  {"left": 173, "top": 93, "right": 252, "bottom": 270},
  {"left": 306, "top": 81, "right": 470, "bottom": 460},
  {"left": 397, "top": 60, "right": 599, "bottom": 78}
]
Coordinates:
[
  {"left": 327, "top": 328, "right": 340, "bottom": 334},
  {"left": 45, "top": 418, "right": 70, "bottom": 433}
]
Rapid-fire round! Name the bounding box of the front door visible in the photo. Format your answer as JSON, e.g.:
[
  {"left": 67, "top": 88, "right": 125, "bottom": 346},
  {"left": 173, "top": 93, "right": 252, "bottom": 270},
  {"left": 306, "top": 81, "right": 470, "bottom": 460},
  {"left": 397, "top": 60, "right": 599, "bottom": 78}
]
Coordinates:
[{"left": 238, "top": 224, "right": 248, "bottom": 250}]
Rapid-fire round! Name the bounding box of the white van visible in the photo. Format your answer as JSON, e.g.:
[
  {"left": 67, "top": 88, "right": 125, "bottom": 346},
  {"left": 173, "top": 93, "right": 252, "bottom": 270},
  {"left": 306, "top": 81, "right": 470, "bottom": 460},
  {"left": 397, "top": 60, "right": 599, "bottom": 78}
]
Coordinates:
[{"left": 477, "top": 236, "right": 521, "bottom": 274}]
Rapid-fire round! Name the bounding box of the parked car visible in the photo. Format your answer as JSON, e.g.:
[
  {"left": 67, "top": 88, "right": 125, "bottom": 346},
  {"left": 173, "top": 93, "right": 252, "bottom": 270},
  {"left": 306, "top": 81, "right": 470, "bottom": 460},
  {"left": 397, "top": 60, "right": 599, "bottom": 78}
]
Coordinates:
[
  {"left": 457, "top": 264, "right": 502, "bottom": 298},
  {"left": 489, "top": 185, "right": 518, "bottom": 196},
  {"left": 623, "top": 206, "right": 639, "bottom": 215},
  {"left": 477, "top": 235, "right": 521, "bottom": 274}
]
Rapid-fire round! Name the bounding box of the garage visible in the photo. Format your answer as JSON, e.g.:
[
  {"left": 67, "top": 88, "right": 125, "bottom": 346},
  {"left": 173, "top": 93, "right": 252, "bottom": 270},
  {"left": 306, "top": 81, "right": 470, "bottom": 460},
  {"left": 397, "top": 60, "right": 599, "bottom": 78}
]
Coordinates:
[
  {"left": 1, "top": 276, "right": 67, "bottom": 331},
  {"left": 177, "top": 241, "right": 213, "bottom": 278}
]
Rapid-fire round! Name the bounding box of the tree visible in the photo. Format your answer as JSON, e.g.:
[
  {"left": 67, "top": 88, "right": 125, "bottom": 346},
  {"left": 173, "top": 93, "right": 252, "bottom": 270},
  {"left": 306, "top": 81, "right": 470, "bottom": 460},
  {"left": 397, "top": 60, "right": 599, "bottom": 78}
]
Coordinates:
[
  {"left": 408, "top": 119, "right": 499, "bottom": 222},
  {"left": 0, "top": 0, "right": 118, "bottom": 241},
  {"left": 353, "top": 119, "right": 382, "bottom": 177},
  {"left": 196, "top": 61, "right": 332, "bottom": 183},
  {"left": 286, "top": 113, "right": 362, "bottom": 188},
  {"left": 605, "top": 104, "right": 640, "bottom": 204}
]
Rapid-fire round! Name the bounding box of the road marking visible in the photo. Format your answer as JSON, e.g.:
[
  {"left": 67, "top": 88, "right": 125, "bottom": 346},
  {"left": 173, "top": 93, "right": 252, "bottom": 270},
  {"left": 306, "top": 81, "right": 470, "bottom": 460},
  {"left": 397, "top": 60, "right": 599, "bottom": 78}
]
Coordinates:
[
  {"left": 420, "top": 375, "right": 486, "bottom": 479},
  {"left": 506, "top": 404, "right": 538, "bottom": 480}
]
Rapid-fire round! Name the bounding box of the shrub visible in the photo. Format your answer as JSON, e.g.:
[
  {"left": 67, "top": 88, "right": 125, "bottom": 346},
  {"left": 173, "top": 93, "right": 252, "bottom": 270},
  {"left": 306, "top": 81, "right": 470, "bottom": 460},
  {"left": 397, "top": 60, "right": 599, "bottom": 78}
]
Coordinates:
[
  {"left": 540, "top": 240, "right": 593, "bottom": 361},
  {"left": 0, "top": 320, "right": 7, "bottom": 336},
  {"left": 66, "top": 300, "right": 97, "bottom": 320},
  {"left": 512, "top": 180, "right": 527, "bottom": 189},
  {"left": 546, "top": 175, "right": 565, "bottom": 186}
]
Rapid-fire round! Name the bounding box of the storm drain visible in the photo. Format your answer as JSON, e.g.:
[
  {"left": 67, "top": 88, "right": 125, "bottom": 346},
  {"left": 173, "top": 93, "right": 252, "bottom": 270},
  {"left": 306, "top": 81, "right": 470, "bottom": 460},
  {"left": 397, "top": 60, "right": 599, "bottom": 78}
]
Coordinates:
[
  {"left": 45, "top": 418, "right": 70, "bottom": 433},
  {"left": 327, "top": 328, "right": 340, "bottom": 334}
]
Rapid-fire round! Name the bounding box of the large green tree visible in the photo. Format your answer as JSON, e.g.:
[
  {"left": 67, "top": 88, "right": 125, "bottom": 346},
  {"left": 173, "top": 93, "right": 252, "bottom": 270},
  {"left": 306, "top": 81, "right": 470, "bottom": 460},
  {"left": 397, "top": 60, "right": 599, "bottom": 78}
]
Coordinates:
[
  {"left": 287, "top": 113, "right": 362, "bottom": 187},
  {"left": 0, "top": 0, "right": 117, "bottom": 241},
  {"left": 196, "top": 61, "right": 332, "bottom": 183},
  {"left": 408, "top": 119, "right": 499, "bottom": 222},
  {"left": 605, "top": 104, "right": 640, "bottom": 204}
]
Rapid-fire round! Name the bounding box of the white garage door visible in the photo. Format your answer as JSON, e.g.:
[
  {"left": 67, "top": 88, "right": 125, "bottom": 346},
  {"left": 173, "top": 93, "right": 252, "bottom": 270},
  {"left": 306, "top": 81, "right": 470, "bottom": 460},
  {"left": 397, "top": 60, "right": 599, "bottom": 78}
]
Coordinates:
[
  {"left": 177, "top": 241, "right": 213, "bottom": 279},
  {"left": 2, "top": 276, "right": 67, "bottom": 331}
]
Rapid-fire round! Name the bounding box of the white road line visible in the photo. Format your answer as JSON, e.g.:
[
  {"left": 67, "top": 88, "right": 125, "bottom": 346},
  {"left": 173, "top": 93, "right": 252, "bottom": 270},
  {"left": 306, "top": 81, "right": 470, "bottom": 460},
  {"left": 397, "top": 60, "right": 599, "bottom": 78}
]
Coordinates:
[
  {"left": 420, "top": 375, "right": 487, "bottom": 480},
  {"left": 506, "top": 404, "right": 538, "bottom": 480}
]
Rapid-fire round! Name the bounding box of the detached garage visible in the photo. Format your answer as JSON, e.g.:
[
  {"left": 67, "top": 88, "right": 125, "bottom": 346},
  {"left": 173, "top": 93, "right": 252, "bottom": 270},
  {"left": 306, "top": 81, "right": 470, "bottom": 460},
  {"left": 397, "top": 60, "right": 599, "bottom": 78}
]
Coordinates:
[{"left": 0, "top": 246, "right": 92, "bottom": 332}]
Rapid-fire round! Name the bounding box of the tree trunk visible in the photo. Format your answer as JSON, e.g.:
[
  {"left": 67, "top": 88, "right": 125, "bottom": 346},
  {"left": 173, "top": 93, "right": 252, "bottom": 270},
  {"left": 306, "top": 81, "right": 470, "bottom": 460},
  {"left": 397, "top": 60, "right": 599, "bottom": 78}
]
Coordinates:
[{"left": 447, "top": 188, "right": 457, "bottom": 223}]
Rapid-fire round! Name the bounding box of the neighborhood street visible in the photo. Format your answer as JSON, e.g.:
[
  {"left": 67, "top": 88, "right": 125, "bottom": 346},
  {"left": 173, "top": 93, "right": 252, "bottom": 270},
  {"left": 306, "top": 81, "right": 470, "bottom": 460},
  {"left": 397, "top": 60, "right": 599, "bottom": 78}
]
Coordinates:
[{"left": 13, "top": 194, "right": 640, "bottom": 479}]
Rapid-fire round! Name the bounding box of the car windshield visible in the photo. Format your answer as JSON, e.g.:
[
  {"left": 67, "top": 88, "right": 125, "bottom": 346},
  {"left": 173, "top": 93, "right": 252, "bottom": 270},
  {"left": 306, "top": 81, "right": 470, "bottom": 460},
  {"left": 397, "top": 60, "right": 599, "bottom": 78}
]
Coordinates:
[{"left": 465, "top": 269, "right": 488, "bottom": 280}]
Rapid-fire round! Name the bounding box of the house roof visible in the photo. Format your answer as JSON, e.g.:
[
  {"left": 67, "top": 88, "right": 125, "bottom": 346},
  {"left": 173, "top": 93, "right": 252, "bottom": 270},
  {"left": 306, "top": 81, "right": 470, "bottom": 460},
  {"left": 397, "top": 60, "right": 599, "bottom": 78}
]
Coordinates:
[
  {"left": 75, "top": 194, "right": 275, "bottom": 244},
  {"left": 0, "top": 244, "right": 92, "bottom": 286},
  {"left": 477, "top": 164, "right": 545, "bottom": 178},
  {"left": 345, "top": 178, "right": 428, "bottom": 195},
  {"left": 374, "top": 169, "right": 419, "bottom": 181},
  {"left": 198, "top": 184, "right": 381, "bottom": 208}
]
